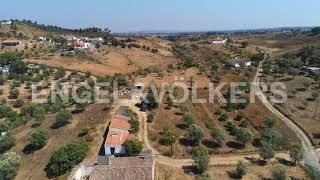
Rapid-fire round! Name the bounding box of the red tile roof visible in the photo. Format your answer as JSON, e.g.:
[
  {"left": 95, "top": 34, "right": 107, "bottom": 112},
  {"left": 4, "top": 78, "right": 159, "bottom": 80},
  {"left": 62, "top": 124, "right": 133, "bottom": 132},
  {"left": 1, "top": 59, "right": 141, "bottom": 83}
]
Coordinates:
[{"left": 105, "top": 129, "right": 129, "bottom": 146}]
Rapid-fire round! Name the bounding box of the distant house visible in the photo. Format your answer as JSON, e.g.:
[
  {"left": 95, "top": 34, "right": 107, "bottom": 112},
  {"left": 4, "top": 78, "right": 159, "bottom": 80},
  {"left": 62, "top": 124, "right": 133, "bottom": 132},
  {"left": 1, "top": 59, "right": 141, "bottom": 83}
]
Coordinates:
[
  {"left": 74, "top": 42, "right": 94, "bottom": 50},
  {"left": 86, "top": 38, "right": 103, "bottom": 44},
  {"left": 1, "top": 20, "right": 12, "bottom": 25},
  {"left": 1, "top": 39, "right": 20, "bottom": 46},
  {"left": 212, "top": 38, "right": 227, "bottom": 44},
  {"left": 104, "top": 115, "right": 131, "bottom": 156},
  {"left": 227, "top": 58, "right": 252, "bottom": 68}
]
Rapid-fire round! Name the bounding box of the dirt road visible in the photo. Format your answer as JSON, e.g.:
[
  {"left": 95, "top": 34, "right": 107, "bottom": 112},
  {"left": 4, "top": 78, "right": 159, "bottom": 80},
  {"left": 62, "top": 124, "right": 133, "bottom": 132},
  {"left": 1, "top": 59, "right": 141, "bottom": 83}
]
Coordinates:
[{"left": 253, "top": 57, "right": 320, "bottom": 170}]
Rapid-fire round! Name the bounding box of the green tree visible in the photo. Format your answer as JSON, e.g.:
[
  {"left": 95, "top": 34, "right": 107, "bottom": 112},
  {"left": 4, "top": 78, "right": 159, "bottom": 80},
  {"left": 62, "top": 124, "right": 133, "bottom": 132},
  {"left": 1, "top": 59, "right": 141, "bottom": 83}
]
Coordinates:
[
  {"left": 259, "top": 141, "right": 275, "bottom": 162},
  {"left": 0, "top": 152, "right": 21, "bottom": 180},
  {"left": 54, "top": 110, "right": 72, "bottom": 128},
  {"left": 289, "top": 144, "right": 304, "bottom": 165},
  {"left": 147, "top": 112, "right": 155, "bottom": 123},
  {"left": 192, "top": 147, "right": 209, "bottom": 174},
  {"left": 183, "top": 114, "right": 195, "bottom": 127},
  {"left": 123, "top": 140, "right": 144, "bottom": 156},
  {"left": 8, "top": 89, "right": 19, "bottom": 99},
  {"left": 261, "top": 128, "right": 282, "bottom": 147},
  {"left": 29, "top": 128, "right": 49, "bottom": 149},
  {"left": 160, "top": 129, "right": 178, "bottom": 157},
  {"left": 13, "top": 99, "right": 24, "bottom": 108},
  {"left": 272, "top": 166, "right": 287, "bottom": 180},
  {"left": 0, "top": 134, "right": 16, "bottom": 153},
  {"left": 264, "top": 117, "right": 276, "bottom": 128},
  {"left": 45, "top": 142, "right": 88, "bottom": 177},
  {"left": 0, "top": 122, "right": 9, "bottom": 133},
  {"left": 211, "top": 127, "right": 226, "bottom": 147},
  {"left": 187, "top": 124, "right": 204, "bottom": 146},
  {"left": 229, "top": 161, "right": 247, "bottom": 179},
  {"left": 235, "top": 128, "right": 253, "bottom": 147}
]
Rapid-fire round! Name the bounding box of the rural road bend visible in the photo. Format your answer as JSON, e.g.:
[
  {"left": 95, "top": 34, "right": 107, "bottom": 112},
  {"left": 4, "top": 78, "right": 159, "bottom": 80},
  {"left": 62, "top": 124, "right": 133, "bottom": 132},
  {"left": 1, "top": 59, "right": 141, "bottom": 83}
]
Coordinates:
[{"left": 254, "top": 57, "right": 320, "bottom": 170}]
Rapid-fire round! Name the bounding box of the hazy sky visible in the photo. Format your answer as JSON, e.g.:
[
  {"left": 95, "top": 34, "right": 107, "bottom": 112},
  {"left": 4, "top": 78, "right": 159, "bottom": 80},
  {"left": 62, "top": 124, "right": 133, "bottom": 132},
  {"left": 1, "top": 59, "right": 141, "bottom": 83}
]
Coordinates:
[{"left": 1, "top": 0, "right": 319, "bottom": 32}]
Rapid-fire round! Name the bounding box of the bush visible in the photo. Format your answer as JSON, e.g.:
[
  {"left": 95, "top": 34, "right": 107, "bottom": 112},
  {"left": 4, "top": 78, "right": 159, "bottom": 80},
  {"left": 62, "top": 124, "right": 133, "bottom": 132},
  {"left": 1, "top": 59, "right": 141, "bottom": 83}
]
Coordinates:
[
  {"left": 235, "top": 128, "right": 253, "bottom": 147},
  {"left": 228, "top": 161, "right": 247, "bottom": 179},
  {"left": 219, "top": 113, "right": 228, "bottom": 121},
  {"left": 129, "top": 120, "right": 139, "bottom": 134},
  {"left": 0, "top": 152, "right": 21, "bottom": 180},
  {"left": 259, "top": 141, "right": 275, "bottom": 161},
  {"left": 264, "top": 117, "right": 276, "bottom": 128},
  {"left": 0, "top": 122, "right": 9, "bottom": 132},
  {"left": 211, "top": 127, "right": 226, "bottom": 146},
  {"left": 183, "top": 114, "right": 195, "bottom": 127},
  {"left": 45, "top": 142, "right": 88, "bottom": 177},
  {"left": 54, "top": 110, "right": 72, "bottom": 128},
  {"left": 8, "top": 89, "right": 19, "bottom": 99},
  {"left": 272, "top": 166, "right": 287, "bottom": 180},
  {"left": 0, "top": 134, "right": 16, "bottom": 153},
  {"left": 187, "top": 124, "right": 204, "bottom": 146},
  {"left": 160, "top": 129, "right": 178, "bottom": 146},
  {"left": 192, "top": 147, "right": 209, "bottom": 174},
  {"left": 0, "top": 104, "right": 13, "bottom": 118},
  {"left": 123, "top": 140, "right": 144, "bottom": 156},
  {"left": 29, "top": 128, "right": 49, "bottom": 149},
  {"left": 147, "top": 112, "right": 155, "bottom": 123},
  {"left": 13, "top": 99, "right": 24, "bottom": 108},
  {"left": 289, "top": 144, "right": 304, "bottom": 164}
]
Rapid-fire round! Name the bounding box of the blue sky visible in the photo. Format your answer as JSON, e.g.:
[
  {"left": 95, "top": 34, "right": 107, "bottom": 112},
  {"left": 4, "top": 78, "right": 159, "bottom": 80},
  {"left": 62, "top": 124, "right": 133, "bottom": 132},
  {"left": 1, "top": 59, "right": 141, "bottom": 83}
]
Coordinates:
[{"left": 0, "top": 0, "right": 319, "bottom": 32}]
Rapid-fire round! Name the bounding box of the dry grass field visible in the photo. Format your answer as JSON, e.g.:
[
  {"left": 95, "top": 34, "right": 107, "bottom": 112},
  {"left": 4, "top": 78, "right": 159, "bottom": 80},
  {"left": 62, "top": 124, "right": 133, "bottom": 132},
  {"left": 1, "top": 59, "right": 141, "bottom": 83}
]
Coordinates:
[
  {"left": 26, "top": 42, "right": 177, "bottom": 76},
  {"left": 155, "top": 162, "right": 307, "bottom": 180}
]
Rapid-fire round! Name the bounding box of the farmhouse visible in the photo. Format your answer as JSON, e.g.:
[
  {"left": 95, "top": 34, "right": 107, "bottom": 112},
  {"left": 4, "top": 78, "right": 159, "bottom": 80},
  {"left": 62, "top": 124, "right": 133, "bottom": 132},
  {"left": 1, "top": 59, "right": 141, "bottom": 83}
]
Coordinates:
[
  {"left": 104, "top": 114, "right": 131, "bottom": 156},
  {"left": 212, "top": 38, "right": 227, "bottom": 44},
  {"left": 1, "top": 39, "right": 20, "bottom": 46},
  {"left": 227, "top": 58, "right": 252, "bottom": 68},
  {"left": 0, "top": 20, "right": 12, "bottom": 25}
]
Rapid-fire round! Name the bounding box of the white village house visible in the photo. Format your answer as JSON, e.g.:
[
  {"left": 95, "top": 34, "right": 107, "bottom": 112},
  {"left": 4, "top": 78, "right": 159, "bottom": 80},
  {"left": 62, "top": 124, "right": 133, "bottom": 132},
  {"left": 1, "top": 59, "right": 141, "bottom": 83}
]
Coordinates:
[
  {"left": 227, "top": 58, "right": 252, "bottom": 68},
  {"left": 1, "top": 20, "right": 12, "bottom": 25},
  {"left": 212, "top": 38, "right": 227, "bottom": 44}
]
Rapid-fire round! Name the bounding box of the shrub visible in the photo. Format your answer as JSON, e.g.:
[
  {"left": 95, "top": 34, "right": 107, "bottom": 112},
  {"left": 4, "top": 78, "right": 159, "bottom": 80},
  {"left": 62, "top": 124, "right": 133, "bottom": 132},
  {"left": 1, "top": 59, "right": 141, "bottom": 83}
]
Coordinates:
[
  {"left": 289, "top": 144, "right": 304, "bottom": 164},
  {"left": 0, "top": 134, "right": 16, "bottom": 153},
  {"left": 187, "top": 124, "right": 204, "bottom": 146},
  {"left": 261, "top": 128, "right": 282, "bottom": 147},
  {"left": 0, "top": 122, "right": 9, "bottom": 132},
  {"left": 123, "top": 140, "right": 144, "bottom": 156},
  {"left": 13, "top": 99, "right": 24, "bottom": 108},
  {"left": 0, "top": 152, "right": 21, "bottom": 180},
  {"left": 54, "top": 110, "right": 72, "bottom": 128},
  {"left": 0, "top": 104, "right": 13, "bottom": 118},
  {"left": 129, "top": 119, "right": 139, "bottom": 134},
  {"left": 183, "top": 114, "right": 195, "bottom": 127},
  {"left": 45, "top": 142, "right": 88, "bottom": 177},
  {"left": 272, "top": 166, "right": 287, "bottom": 180},
  {"left": 211, "top": 127, "right": 226, "bottom": 147},
  {"left": 29, "top": 128, "right": 49, "bottom": 149},
  {"left": 228, "top": 161, "right": 247, "bottom": 179},
  {"left": 192, "top": 147, "right": 209, "bottom": 174},
  {"left": 264, "top": 117, "right": 276, "bottom": 128},
  {"left": 8, "top": 89, "right": 19, "bottom": 99},
  {"left": 147, "top": 112, "right": 155, "bottom": 123},
  {"left": 235, "top": 128, "right": 253, "bottom": 147},
  {"left": 219, "top": 113, "right": 228, "bottom": 121},
  {"left": 160, "top": 129, "right": 178, "bottom": 146},
  {"left": 259, "top": 141, "right": 275, "bottom": 162}
]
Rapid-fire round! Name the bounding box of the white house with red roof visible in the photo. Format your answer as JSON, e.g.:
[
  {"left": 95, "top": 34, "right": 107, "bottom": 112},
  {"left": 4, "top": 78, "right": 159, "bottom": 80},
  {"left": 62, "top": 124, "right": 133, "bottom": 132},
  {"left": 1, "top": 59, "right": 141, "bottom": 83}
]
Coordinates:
[{"left": 104, "top": 115, "right": 131, "bottom": 156}]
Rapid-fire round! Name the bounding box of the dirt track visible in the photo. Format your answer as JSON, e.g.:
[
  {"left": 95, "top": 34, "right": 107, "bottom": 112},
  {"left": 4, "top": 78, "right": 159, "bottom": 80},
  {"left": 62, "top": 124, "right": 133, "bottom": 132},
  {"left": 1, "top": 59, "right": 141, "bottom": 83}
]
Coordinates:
[{"left": 253, "top": 54, "right": 320, "bottom": 170}]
